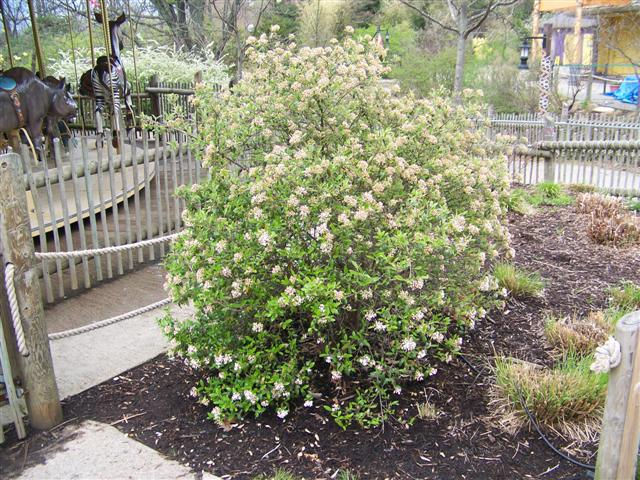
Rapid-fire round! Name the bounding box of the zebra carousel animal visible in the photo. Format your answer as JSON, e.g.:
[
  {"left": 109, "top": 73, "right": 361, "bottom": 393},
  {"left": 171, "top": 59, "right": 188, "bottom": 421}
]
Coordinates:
[{"left": 79, "top": 12, "right": 134, "bottom": 149}]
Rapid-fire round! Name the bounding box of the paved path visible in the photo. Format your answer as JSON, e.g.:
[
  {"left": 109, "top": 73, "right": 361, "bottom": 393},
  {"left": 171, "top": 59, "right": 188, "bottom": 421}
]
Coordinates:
[
  {"left": 50, "top": 302, "right": 192, "bottom": 399},
  {"left": 556, "top": 71, "right": 639, "bottom": 114},
  {"left": 14, "top": 420, "right": 220, "bottom": 480},
  {"left": 44, "top": 262, "right": 167, "bottom": 334}
]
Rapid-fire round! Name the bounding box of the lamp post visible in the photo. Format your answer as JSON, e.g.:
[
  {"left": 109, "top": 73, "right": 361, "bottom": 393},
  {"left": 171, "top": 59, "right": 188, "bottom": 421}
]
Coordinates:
[
  {"left": 519, "top": 38, "right": 530, "bottom": 70},
  {"left": 519, "top": 35, "right": 547, "bottom": 70},
  {"left": 518, "top": 30, "right": 552, "bottom": 115},
  {"left": 374, "top": 25, "right": 387, "bottom": 52}
]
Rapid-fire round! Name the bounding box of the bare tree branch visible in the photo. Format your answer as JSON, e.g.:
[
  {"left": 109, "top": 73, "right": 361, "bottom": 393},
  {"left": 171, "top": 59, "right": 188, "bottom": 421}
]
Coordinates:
[{"left": 397, "top": 0, "right": 460, "bottom": 34}]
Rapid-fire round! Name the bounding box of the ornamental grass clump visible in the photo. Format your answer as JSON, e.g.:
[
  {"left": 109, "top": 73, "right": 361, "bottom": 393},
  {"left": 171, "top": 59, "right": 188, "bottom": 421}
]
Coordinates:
[
  {"left": 576, "top": 193, "right": 640, "bottom": 245},
  {"left": 608, "top": 281, "right": 640, "bottom": 313},
  {"left": 492, "top": 355, "right": 607, "bottom": 442},
  {"left": 493, "top": 262, "right": 545, "bottom": 298},
  {"left": 544, "top": 311, "right": 612, "bottom": 358},
  {"left": 161, "top": 27, "right": 511, "bottom": 428}
]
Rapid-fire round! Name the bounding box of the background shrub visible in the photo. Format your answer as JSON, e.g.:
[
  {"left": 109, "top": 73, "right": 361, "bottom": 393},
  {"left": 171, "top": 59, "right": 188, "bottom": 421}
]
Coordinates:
[
  {"left": 161, "top": 30, "right": 510, "bottom": 429},
  {"left": 50, "top": 43, "right": 230, "bottom": 86},
  {"left": 530, "top": 182, "right": 574, "bottom": 207}
]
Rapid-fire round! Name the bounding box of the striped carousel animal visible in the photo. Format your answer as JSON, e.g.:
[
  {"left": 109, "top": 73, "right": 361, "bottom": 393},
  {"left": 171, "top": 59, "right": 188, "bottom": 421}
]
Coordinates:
[{"left": 79, "top": 12, "right": 134, "bottom": 149}]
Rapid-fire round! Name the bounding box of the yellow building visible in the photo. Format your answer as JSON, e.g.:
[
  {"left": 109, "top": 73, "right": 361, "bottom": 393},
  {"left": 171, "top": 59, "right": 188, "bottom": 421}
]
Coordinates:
[
  {"left": 538, "top": 0, "right": 639, "bottom": 76},
  {"left": 594, "top": 9, "right": 640, "bottom": 75}
]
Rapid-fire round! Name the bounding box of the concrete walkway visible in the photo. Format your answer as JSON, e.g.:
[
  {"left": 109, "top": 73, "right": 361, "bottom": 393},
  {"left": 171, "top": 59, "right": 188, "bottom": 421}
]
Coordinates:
[
  {"left": 50, "top": 302, "right": 192, "bottom": 399},
  {"left": 15, "top": 420, "right": 219, "bottom": 480}
]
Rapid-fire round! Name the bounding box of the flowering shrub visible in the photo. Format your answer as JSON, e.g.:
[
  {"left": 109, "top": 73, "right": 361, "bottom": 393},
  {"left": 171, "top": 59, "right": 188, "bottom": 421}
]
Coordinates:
[
  {"left": 49, "top": 43, "right": 229, "bottom": 86},
  {"left": 161, "top": 27, "right": 511, "bottom": 428}
]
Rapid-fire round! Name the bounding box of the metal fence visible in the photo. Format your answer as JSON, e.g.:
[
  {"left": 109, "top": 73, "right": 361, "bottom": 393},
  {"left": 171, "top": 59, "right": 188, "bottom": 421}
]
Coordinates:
[{"left": 17, "top": 129, "right": 205, "bottom": 303}]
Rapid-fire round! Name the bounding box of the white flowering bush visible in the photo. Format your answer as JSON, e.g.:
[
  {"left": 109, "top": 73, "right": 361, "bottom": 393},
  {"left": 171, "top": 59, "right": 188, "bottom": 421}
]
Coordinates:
[
  {"left": 49, "top": 43, "right": 229, "bottom": 86},
  {"left": 161, "top": 27, "right": 510, "bottom": 429}
]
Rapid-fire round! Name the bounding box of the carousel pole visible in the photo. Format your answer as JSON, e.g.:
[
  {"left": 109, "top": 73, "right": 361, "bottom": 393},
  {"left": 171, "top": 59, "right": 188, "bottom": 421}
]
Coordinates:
[
  {"left": 85, "top": 0, "right": 96, "bottom": 68},
  {"left": 65, "top": 6, "right": 86, "bottom": 133},
  {"left": 26, "top": 0, "right": 46, "bottom": 77},
  {"left": 98, "top": 0, "right": 120, "bottom": 151},
  {"left": 100, "top": 0, "right": 112, "bottom": 58},
  {"left": 126, "top": 0, "right": 142, "bottom": 121},
  {"left": 0, "top": 0, "right": 14, "bottom": 68}
]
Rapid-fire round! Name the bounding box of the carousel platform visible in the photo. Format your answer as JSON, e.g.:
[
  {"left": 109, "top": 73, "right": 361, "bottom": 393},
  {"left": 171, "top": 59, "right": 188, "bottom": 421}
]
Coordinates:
[{"left": 22, "top": 139, "right": 158, "bottom": 238}]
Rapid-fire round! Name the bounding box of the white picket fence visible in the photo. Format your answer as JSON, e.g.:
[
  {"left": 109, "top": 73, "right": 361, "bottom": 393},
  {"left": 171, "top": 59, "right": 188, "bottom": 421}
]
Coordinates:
[
  {"left": 488, "top": 113, "right": 640, "bottom": 195},
  {"left": 488, "top": 112, "right": 640, "bottom": 144}
]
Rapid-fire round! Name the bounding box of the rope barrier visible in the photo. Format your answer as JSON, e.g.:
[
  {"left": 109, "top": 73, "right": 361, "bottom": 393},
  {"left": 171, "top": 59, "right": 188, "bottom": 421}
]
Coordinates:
[
  {"left": 4, "top": 263, "right": 29, "bottom": 356},
  {"left": 35, "top": 232, "right": 179, "bottom": 260},
  {"left": 48, "top": 297, "right": 172, "bottom": 340}
]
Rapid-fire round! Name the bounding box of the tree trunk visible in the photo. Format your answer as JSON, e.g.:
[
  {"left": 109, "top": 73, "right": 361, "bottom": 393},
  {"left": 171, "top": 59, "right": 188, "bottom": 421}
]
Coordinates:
[
  {"left": 453, "top": 32, "right": 466, "bottom": 97},
  {"left": 453, "top": 5, "right": 468, "bottom": 99},
  {"left": 150, "top": 0, "right": 194, "bottom": 49}
]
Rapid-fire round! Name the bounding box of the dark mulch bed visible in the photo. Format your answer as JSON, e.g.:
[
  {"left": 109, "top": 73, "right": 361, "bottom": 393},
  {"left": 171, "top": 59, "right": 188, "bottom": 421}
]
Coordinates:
[{"left": 2, "top": 204, "right": 639, "bottom": 479}]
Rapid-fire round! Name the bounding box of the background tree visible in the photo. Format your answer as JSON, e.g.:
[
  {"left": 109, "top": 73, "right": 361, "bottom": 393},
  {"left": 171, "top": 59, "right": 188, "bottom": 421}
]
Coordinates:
[
  {"left": 149, "top": 0, "right": 205, "bottom": 48},
  {"left": 209, "top": 0, "right": 274, "bottom": 81},
  {"left": 256, "top": 0, "right": 299, "bottom": 37},
  {"left": 397, "top": 0, "right": 521, "bottom": 96},
  {"left": 298, "top": 0, "right": 353, "bottom": 47}
]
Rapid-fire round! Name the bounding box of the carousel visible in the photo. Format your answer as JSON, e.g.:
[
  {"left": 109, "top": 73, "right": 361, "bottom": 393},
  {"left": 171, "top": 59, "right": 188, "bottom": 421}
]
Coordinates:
[{"left": 0, "top": 0, "right": 158, "bottom": 238}]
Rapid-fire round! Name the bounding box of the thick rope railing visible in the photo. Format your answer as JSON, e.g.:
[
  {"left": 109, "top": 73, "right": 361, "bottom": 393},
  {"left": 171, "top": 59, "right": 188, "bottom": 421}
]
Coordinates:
[
  {"left": 34, "top": 232, "right": 180, "bottom": 260},
  {"left": 4, "top": 263, "right": 29, "bottom": 356},
  {"left": 48, "top": 297, "right": 172, "bottom": 340},
  {"left": 22, "top": 233, "right": 180, "bottom": 339},
  {"left": 1, "top": 234, "right": 178, "bottom": 346}
]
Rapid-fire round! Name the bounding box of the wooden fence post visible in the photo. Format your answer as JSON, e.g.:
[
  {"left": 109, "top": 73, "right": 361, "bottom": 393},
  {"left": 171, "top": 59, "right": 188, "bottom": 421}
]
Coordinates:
[
  {"left": 595, "top": 311, "right": 640, "bottom": 480},
  {"left": 148, "top": 74, "right": 161, "bottom": 119},
  {"left": 0, "top": 153, "right": 62, "bottom": 430},
  {"left": 542, "top": 114, "right": 555, "bottom": 182}
]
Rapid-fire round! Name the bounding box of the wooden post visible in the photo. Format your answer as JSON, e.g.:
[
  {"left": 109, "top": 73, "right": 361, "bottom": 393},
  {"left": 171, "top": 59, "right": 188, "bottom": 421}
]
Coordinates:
[
  {"left": 542, "top": 114, "right": 556, "bottom": 182},
  {"left": 148, "top": 74, "right": 161, "bottom": 119},
  {"left": 531, "top": 0, "right": 541, "bottom": 61},
  {"left": 573, "top": 0, "right": 583, "bottom": 66},
  {"left": 596, "top": 311, "right": 640, "bottom": 480},
  {"left": 0, "top": 153, "right": 62, "bottom": 430}
]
